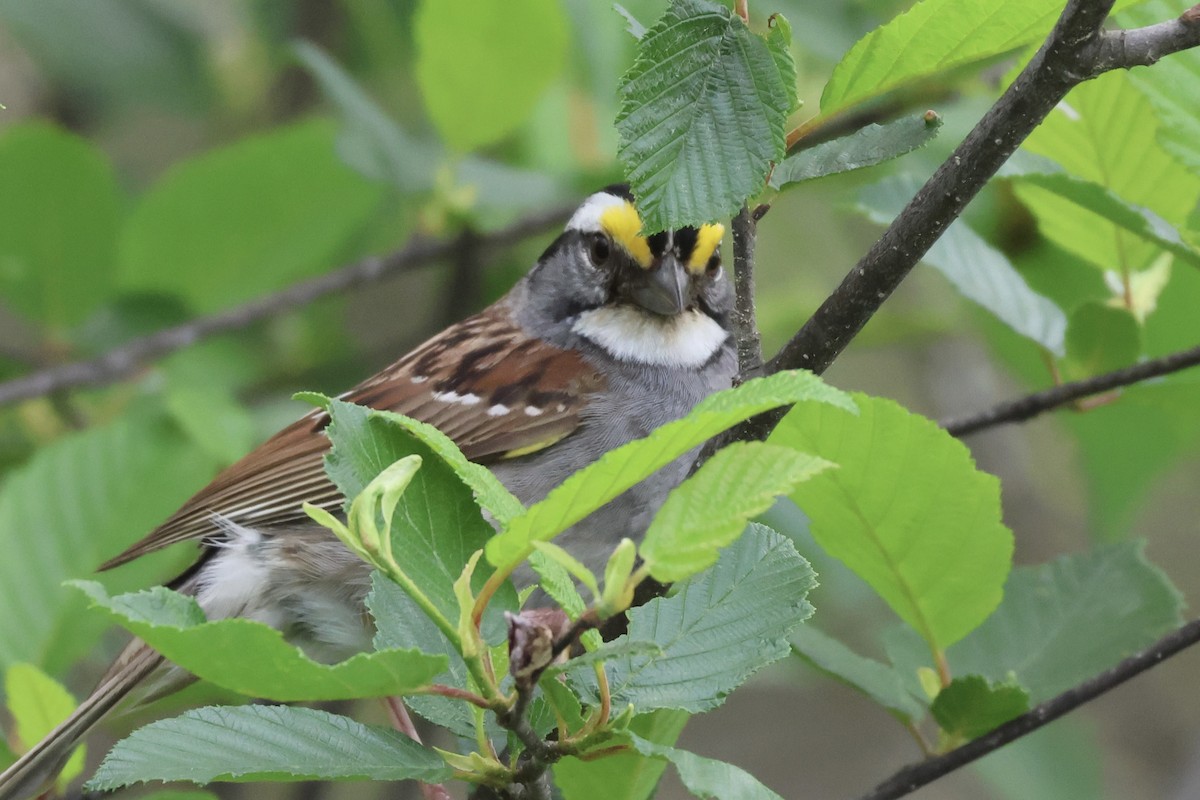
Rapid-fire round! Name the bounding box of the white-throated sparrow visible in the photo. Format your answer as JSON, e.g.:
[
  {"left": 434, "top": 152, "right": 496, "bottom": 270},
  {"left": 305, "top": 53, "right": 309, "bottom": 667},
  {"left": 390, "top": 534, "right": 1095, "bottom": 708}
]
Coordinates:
[{"left": 0, "top": 185, "right": 736, "bottom": 799}]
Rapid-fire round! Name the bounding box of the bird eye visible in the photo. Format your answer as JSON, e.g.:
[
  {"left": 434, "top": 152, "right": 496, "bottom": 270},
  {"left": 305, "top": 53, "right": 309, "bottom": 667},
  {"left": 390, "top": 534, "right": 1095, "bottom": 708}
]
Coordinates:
[
  {"left": 706, "top": 253, "right": 722, "bottom": 274},
  {"left": 588, "top": 234, "right": 611, "bottom": 267}
]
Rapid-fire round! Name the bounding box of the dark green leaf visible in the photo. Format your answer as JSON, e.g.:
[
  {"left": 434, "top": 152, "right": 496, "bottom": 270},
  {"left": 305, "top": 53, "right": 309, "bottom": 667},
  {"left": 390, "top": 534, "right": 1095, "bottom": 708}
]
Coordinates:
[
  {"left": 947, "top": 542, "right": 1184, "bottom": 702},
  {"left": 86, "top": 705, "right": 450, "bottom": 789},
  {"left": 74, "top": 582, "right": 447, "bottom": 702},
  {"left": 931, "top": 675, "right": 1028, "bottom": 740},
  {"left": 616, "top": 0, "right": 795, "bottom": 231},
  {"left": 771, "top": 113, "right": 943, "bottom": 188},
  {"left": 641, "top": 442, "right": 832, "bottom": 582},
  {"left": 626, "top": 734, "right": 783, "bottom": 799},
  {"left": 571, "top": 524, "right": 815, "bottom": 712},
  {"left": 0, "top": 123, "right": 121, "bottom": 329},
  {"left": 973, "top": 720, "right": 1103, "bottom": 800},
  {"left": 790, "top": 626, "right": 924, "bottom": 722},
  {"left": 771, "top": 394, "right": 1013, "bottom": 651}
]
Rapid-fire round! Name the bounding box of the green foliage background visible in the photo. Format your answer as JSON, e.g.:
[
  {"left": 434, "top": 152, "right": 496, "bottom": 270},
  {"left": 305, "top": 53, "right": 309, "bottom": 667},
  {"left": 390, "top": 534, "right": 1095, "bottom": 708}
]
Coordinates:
[{"left": 1, "top": 1, "right": 1199, "bottom": 798}]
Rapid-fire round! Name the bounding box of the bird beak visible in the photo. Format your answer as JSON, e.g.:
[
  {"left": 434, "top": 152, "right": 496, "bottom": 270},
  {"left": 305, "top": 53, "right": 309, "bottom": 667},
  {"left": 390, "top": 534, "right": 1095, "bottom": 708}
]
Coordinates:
[{"left": 630, "top": 255, "right": 689, "bottom": 316}]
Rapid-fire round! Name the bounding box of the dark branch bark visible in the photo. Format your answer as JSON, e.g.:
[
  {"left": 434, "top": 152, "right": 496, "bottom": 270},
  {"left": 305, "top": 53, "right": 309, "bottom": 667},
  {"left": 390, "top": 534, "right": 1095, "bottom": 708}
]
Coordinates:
[
  {"left": 0, "top": 204, "right": 572, "bottom": 408},
  {"left": 731, "top": 204, "right": 765, "bottom": 380},
  {"left": 856, "top": 617, "right": 1200, "bottom": 800},
  {"left": 943, "top": 342, "right": 1200, "bottom": 436}
]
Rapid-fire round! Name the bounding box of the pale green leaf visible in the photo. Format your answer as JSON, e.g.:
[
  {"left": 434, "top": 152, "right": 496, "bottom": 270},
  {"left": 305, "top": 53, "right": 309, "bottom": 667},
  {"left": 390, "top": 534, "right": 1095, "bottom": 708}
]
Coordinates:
[
  {"left": 947, "top": 542, "right": 1183, "bottom": 701},
  {"left": 616, "top": 0, "right": 795, "bottom": 231},
  {"left": 86, "top": 705, "right": 450, "bottom": 789},
  {"left": 974, "top": 720, "right": 1103, "bottom": 800},
  {"left": 771, "top": 112, "right": 943, "bottom": 188},
  {"left": 554, "top": 709, "right": 689, "bottom": 800},
  {"left": 820, "top": 0, "right": 1146, "bottom": 116},
  {"left": 119, "top": 120, "right": 383, "bottom": 312},
  {"left": 528, "top": 549, "right": 589, "bottom": 618},
  {"left": 4, "top": 663, "right": 85, "bottom": 788},
  {"left": 74, "top": 582, "right": 447, "bottom": 702},
  {"left": 0, "top": 122, "right": 121, "bottom": 329},
  {"left": 771, "top": 394, "right": 1013, "bottom": 651},
  {"left": 790, "top": 626, "right": 924, "bottom": 722},
  {"left": 321, "top": 400, "right": 519, "bottom": 632},
  {"left": 1123, "top": 1, "right": 1200, "bottom": 172},
  {"left": 0, "top": 409, "right": 217, "bottom": 673},
  {"left": 165, "top": 384, "right": 256, "bottom": 465},
  {"left": 415, "top": 0, "right": 568, "bottom": 152},
  {"left": 1020, "top": 70, "right": 1200, "bottom": 271},
  {"left": 931, "top": 675, "right": 1029, "bottom": 740},
  {"left": 626, "top": 734, "right": 783, "bottom": 799},
  {"left": 571, "top": 524, "right": 815, "bottom": 712},
  {"left": 486, "top": 370, "right": 854, "bottom": 568},
  {"left": 1063, "top": 302, "right": 1142, "bottom": 380},
  {"left": 858, "top": 174, "right": 1067, "bottom": 354},
  {"left": 641, "top": 442, "right": 833, "bottom": 582}
]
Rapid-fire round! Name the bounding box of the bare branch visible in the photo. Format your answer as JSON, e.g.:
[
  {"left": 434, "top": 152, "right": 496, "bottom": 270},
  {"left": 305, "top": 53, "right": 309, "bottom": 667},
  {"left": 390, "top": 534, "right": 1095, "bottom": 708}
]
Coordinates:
[
  {"left": 856, "top": 616, "right": 1200, "bottom": 800},
  {"left": 731, "top": 204, "right": 766, "bottom": 381},
  {"left": 768, "top": 0, "right": 1120, "bottom": 378},
  {"left": 0, "top": 204, "right": 573, "bottom": 409},
  {"left": 1089, "top": 4, "right": 1200, "bottom": 73},
  {"left": 943, "top": 342, "right": 1200, "bottom": 436}
]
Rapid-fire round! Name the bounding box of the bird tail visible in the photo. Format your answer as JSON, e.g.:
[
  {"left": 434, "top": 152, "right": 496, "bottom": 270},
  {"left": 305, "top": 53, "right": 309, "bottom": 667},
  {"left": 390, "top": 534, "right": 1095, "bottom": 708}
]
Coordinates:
[{"left": 0, "top": 646, "right": 163, "bottom": 800}]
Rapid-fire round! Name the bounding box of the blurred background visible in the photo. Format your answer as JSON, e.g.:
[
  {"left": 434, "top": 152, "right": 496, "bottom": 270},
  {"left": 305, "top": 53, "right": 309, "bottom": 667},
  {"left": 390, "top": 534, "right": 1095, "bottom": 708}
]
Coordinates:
[{"left": 0, "top": 1, "right": 1198, "bottom": 798}]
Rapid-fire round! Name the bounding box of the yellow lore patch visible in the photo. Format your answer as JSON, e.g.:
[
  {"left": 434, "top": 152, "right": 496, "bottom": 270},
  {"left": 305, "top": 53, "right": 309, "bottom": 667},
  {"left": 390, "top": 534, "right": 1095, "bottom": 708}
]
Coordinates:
[
  {"left": 599, "top": 201, "right": 653, "bottom": 268},
  {"left": 687, "top": 223, "right": 725, "bottom": 274}
]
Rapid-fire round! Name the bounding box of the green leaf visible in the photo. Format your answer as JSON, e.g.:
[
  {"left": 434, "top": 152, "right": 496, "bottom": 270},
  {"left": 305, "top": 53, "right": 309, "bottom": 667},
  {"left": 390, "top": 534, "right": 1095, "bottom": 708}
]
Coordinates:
[
  {"left": 641, "top": 442, "right": 833, "bottom": 582},
  {"left": 0, "top": 408, "right": 217, "bottom": 673},
  {"left": 119, "top": 119, "right": 383, "bottom": 312},
  {"left": 1063, "top": 302, "right": 1142, "bottom": 380},
  {"left": 414, "top": 0, "right": 568, "bottom": 152},
  {"left": 1002, "top": 168, "right": 1200, "bottom": 270},
  {"left": 1020, "top": 70, "right": 1200, "bottom": 271},
  {"left": 86, "top": 705, "right": 451, "bottom": 789},
  {"left": 947, "top": 542, "right": 1183, "bottom": 702},
  {"left": 1123, "top": 1, "right": 1200, "bottom": 172},
  {"left": 321, "top": 400, "right": 519, "bottom": 631},
  {"left": 486, "top": 370, "right": 854, "bottom": 568},
  {"left": 291, "top": 41, "right": 434, "bottom": 191},
  {"left": 571, "top": 524, "right": 815, "bottom": 713},
  {"left": 858, "top": 174, "right": 1067, "bottom": 354},
  {"left": 625, "top": 734, "right": 783, "bottom": 799},
  {"left": 554, "top": 709, "right": 689, "bottom": 800},
  {"left": 973, "top": 720, "right": 1103, "bottom": 800},
  {"left": 0, "top": 122, "right": 121, "bottom": 329},
  {"left": 819, "top": 0, "right": 1145, "bottom": 116},
  {"left": 74, "top": 582, "right": 447, "bottom": 702},
  {"left": 771, "top": 394, "right": 1013, "bottom": 651},
  {"left": 771, "top": 112, "right": 943, "bottom": 188},
  {"left": 4, "top": 663, "right": 85, "bottom": 789},
  {"left": 528, "top": 549, "right": 589, "bottom": 618},
  {"left": 165, "top": 384, "right": 256, "bottom": 465},
  {"left": 790, "top": 626, "right": 924, "bottom": 722},
  {"left": 931, "top": 675, "right": 1029, "bottom": 740},
  {"left": 616, "top": 0, "right": 795, "bottom": 231}
]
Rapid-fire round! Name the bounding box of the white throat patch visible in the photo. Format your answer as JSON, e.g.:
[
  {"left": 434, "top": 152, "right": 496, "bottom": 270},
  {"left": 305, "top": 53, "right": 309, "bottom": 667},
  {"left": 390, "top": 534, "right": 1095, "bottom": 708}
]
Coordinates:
[{"left": 572, "top": 306, "right": 728, "bottom": 368}]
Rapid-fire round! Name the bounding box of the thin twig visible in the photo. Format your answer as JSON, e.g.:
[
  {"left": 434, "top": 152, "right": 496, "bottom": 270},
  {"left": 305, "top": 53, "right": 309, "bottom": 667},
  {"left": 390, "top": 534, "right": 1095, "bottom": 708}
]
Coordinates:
[
  {"left": 0, "top": 204, "right": 573, "bottom": 408},
  {"left": 856, "top": 617, "right": 1200, "bottom": 800},
  {"left": 943, "top": 342, "right": 1200, "bottom": 436}
]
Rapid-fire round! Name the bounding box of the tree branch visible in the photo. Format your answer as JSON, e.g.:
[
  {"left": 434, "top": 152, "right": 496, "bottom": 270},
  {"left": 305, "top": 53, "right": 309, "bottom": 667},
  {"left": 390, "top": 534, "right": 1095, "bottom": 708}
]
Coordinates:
[
  {"left": 0, "top": 204, "right": 573, "bottom": 409},
  {"left": 731, "top": 204, "right": 766, "bottom": 381},
  {"left": 943, "top": 342, "right": 1200, "bottom": 436},
  {"left": 856, "top": 616, "right": 1200, "bottom": 800}
]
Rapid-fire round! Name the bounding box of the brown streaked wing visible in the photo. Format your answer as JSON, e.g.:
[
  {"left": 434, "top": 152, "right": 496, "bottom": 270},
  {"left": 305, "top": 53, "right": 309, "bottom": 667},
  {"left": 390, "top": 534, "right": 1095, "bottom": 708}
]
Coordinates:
[{"left": 100, "top": 303, "right": 603, "bottom": 571}]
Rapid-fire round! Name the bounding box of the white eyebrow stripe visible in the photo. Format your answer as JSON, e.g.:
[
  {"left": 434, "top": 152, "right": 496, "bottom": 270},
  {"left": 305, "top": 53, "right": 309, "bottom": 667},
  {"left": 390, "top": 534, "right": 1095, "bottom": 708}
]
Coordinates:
[{"left": 566, "top": 192, "right": 629, "bottom": 233}]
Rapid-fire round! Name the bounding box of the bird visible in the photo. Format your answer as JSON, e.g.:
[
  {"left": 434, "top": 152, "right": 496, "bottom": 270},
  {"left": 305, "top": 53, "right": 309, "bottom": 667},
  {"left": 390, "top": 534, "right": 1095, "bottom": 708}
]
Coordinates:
[{"left": 0, "top": 184, "right": 737, "bottom": 799}]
